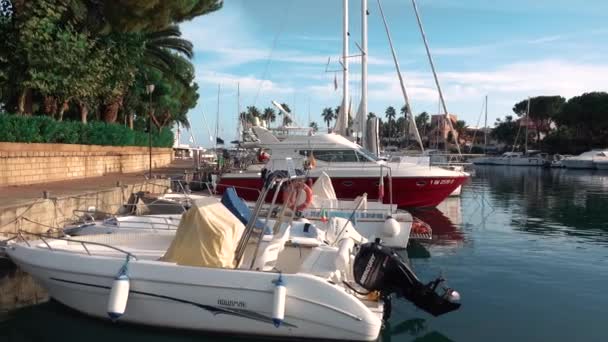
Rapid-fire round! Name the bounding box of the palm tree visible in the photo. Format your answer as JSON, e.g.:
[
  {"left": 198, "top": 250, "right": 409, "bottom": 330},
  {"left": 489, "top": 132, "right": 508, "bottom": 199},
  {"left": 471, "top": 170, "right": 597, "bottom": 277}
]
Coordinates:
[
  {"left": 385, "top": 106, "right": 396, "bottom": 140},
  {"left": 309, "top": 121, "right": 319, "bottom": 132},
  {"left": 321, "top": 107, "right": 334, "bottom": 129},
  {"left": 103, "top": 25, "right": 194, "bottom": 123},
  {"left": 453, "top": 120, "right": 467, "bottom": 144},
  {"left": 244, "top": 105, "right": 261, "bottom": 124},
  {"left": 262, "top": 107, "right": 276, "bottom": 126},
  {"left": 143, "top": 25, "right": 194, "bottom": 77},
  {"left": 367, "top": 112, "right": 376, "bottom": 121},
  {"left": 400, "top": 104, "right": 410, "bottom": 137}
]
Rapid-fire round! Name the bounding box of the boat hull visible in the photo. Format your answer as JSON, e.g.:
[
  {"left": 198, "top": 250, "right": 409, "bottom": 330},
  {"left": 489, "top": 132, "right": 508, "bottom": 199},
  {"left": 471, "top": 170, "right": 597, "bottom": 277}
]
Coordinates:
[
  {"left": 218, "top": 174, "right": 468, "bottom": 208},
  {"left": 595, "top": 161, "right": 608, "bottom": 170},
  {"left": 7, "top": 244, "right": 381, "bottom": 341},
  {"left": 563, "top": 159, "right": 596, "bottom": 169}
]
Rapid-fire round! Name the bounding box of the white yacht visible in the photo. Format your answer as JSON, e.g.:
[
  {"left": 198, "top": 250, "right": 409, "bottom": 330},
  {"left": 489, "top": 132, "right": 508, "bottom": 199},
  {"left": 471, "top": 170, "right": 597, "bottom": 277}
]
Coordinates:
[{"left": 562, "top": 149, "right": 608, "bottom": 169}]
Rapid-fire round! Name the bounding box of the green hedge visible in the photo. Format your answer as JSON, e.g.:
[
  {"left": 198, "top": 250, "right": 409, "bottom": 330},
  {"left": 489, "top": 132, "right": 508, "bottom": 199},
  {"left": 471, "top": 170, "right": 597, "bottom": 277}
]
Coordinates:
[{"left": 0, "top": 114, "right": 173, "bottom": 147}]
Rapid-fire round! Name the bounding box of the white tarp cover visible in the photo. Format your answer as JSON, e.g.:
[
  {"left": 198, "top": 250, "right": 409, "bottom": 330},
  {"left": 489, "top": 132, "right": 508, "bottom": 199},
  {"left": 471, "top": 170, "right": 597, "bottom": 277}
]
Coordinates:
[
  {"left": 311, "top": 172, "right": 337, "bottom": 208},
  {"left": 161, "top": 197, "right": 244, "bottom": 268}
]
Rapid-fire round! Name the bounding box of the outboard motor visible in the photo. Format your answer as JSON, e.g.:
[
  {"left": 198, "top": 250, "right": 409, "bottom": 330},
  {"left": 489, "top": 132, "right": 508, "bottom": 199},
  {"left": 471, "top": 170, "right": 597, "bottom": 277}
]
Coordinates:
[{"left": 353, "top": 239, "right": 461, "bottom": 317}]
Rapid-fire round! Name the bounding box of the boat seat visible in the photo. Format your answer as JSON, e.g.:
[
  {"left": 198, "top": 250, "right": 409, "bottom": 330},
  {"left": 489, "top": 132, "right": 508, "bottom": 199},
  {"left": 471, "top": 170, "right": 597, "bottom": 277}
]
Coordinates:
[
  {"left": 251, "top": 223, "right": 291, "bottom": 271},
  {"left": 299, "top": 240, "right": 354, "bottom": 280}
]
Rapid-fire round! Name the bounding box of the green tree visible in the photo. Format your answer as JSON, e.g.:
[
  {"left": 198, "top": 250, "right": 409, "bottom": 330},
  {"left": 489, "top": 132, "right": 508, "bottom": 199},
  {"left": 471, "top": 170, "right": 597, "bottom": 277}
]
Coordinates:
[
  {"left": 555, "top": 92, "right": 608, "bottom": 147},
  {"left": 491, "top": 115, "right": 519, "bottom": 146},
  {"left": 321, "top": 107, "right": 334, "bottom": 128},
  {"left": 100, "top": 1, "right": 222, "bottom": 33},
  {"left": 367, "top": 112, "right": 376, "bottom": 121},
  {"left": 309, "top": 121, "right": 319, "bottom": 132},
  {"left": 415, "top": 112, "right": 430, "bottom": 136},
  {"left": 243, "top": 106, "right": 261, "bottom": 125},
  {"left": 453, "top": 120, "right": 467, "bottom": 143},
  {"left": 384, "top": 106, "right": 396, "bottom": 140},
  {"left": 262, "top": 107, "right": 276, "bottom": 126},
  {"left": 513, "top": 96, "right": 565, "bottom": 145},
  {"left": 279, "top": 103, "right": 292, "bottom": 126}
]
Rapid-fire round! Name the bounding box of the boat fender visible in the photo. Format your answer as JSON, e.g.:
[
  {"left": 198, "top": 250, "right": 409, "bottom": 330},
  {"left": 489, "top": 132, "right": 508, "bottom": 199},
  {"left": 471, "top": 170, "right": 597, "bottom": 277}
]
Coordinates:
[
  {"left": 382, "top": 216, "right": 400, "bottom": 237},
  {"left": 107, "top": 256, "right": 131, "bottom": 321},
  {"left": 272, "top": 274, "right": 287, "bottom": 328}
]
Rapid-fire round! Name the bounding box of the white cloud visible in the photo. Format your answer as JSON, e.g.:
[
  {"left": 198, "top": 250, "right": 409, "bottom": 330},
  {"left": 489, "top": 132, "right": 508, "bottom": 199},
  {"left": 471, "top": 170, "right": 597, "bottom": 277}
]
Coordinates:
[{"left": 196, "top": 71, "right": 294, "bottom": 95}]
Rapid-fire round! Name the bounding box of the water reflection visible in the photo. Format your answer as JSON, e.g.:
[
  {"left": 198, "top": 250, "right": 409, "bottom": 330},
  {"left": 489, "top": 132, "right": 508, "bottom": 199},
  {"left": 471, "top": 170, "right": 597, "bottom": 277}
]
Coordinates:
[
  {"left": 3, "top": 166, "right": 608, "bottom": 342},
  {"left": 473, "top": 166, "right": 608, "bottom": 244},
  {"left": 410, "top": 197, "right": 464, "bottom": 246}
]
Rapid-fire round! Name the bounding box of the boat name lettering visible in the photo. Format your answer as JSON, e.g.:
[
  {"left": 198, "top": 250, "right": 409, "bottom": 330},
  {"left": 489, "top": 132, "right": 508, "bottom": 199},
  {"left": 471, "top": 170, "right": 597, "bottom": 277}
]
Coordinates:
[
  {"left": 217, "top": 299, "right": 247, "bottom": 308},
  {"left": 360, "top": 254, "right": 376, "bottom": 284},
  {"left": 431, "top": 179, "right": 454, "bottom": 185}
]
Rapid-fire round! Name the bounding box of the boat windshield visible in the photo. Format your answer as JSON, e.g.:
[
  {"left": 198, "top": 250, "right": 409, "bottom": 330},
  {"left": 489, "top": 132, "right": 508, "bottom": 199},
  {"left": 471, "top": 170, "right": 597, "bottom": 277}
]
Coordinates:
[{"left": 357, "top": 148, "right": 380, "bottom": 162}]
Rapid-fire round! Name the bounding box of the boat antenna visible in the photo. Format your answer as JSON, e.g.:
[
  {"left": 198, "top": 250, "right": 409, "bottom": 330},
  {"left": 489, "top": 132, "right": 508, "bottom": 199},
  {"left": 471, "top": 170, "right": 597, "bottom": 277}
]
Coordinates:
[
  {"left": 376, "top": 0, "right": 424, "bottom": 152},
  {"left": 410, "top": 0, "right": 460, "bottom": 155}
]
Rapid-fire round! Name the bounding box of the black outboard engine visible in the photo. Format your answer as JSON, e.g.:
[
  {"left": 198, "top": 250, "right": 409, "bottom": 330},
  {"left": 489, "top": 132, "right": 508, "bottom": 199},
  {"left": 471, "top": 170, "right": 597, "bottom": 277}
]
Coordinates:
[{"left": 353, "top": 239, "right": 461, "bottom": 317}]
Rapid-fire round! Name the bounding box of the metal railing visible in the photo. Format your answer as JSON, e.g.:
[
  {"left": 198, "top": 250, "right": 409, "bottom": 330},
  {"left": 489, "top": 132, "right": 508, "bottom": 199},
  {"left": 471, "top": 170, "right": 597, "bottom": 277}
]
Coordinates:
[{"left": 12, "top": 230, "right": 138, "bottom": 260}]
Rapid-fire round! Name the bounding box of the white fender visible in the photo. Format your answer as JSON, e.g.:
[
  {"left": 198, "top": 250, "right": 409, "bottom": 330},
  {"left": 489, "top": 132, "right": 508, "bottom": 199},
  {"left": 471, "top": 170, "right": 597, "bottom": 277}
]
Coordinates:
[
  {"left": 382, "top": 216, "right": 400, "bottom": 237},
  {"left": 107, "top": 273, "right": 130, "bottom": 320},
  {"left": 272, "top": 276, "right": 287, "bottom": 327}
]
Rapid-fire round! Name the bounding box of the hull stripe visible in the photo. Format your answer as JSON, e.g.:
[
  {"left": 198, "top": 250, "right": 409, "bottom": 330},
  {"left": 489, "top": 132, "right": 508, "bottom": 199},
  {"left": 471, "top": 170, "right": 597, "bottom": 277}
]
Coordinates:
[{"left": 50, "top": 277, "right": 297, "bottom": 328}]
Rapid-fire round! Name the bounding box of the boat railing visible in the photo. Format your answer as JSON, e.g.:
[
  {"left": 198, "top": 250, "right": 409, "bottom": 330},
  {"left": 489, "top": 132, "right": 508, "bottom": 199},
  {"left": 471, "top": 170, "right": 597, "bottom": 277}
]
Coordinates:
[
  {"left": 13, "top": 230, "right": 139, "bottom": 260},
  {"left": 100, "top": 217, "right": 180, "bottom": 231}
]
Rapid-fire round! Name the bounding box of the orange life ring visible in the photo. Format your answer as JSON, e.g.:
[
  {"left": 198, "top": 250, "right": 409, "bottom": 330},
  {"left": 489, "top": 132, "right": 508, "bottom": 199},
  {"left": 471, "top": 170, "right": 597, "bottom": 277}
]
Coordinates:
[{"left": 283, "top": 182, "right": 313, "bottom": 211}]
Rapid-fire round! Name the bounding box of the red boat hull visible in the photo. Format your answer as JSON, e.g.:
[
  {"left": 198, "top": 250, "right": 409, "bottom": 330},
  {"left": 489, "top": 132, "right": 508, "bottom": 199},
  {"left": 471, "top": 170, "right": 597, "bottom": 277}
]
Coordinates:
[{"left": 217, "top": 175, "right": 468, "bottom": 208}]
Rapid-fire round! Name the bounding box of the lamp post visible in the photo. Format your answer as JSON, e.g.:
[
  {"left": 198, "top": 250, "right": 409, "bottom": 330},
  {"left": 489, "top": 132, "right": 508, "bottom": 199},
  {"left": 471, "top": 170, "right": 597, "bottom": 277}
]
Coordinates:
[{"left": 146, "top": 84, "right": 155, "bottom": 178}]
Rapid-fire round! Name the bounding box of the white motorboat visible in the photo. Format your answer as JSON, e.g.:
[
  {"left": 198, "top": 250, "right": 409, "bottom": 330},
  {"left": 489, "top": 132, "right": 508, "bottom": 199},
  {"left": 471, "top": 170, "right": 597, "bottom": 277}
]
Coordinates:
[
  {"left": 63, "top": 171, "right": 430, "bottom": 249},
  {"left": 5, "top": 175, "right": 461, "bottom": 341},
  {"left": 594, "top": 157, "right": 608, "bottom": 170},
  {"left": 63, "top": 214, "right": 182, "bottom": 236},
  {"left": 562, "top": 149, "right": 608, "bottom": 169}
]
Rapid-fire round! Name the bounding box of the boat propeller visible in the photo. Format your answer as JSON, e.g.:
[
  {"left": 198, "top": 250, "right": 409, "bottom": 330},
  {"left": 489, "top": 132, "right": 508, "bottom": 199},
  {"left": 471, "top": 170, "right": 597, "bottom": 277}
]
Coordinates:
[{"left": 353, "top": 239, "right": 461, "bottom": 317}]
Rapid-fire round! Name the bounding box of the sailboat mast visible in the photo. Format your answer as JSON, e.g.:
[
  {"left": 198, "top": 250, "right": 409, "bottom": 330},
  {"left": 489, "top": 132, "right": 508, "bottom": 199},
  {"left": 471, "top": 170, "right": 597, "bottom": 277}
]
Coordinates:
[
  {"left": 237, "top": 82, "right": 241, "bottom": 137},
  {"left": 484, "top": 95, "right": 488, "bottom": 154},
  {"left": 360, "top": 0, "right": 368, "bottom": 146},
  {"left": 411, "top": 0, "right": 459, "bottom": 155},
  {"left": 342, "top": 0, "right": 350, "bottom": 135},
  {"left": 215, "top": 84, "right": 220, "bottom": 150},
  {"left": 525, "top": 97, "right": 531, "bottom": 154},
  {"left": 376, "top": 0, "right": 423, "bottom": 152}
]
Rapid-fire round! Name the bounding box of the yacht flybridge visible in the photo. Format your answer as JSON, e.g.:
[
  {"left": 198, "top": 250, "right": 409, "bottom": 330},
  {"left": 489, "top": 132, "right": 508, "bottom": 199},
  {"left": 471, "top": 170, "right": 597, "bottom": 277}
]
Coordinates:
[
  {"left": 5, "top": 173, "right": 461, "bottom": 341},
  {"left": 219, "top": 130, "right": 469, "bottom": 208}
]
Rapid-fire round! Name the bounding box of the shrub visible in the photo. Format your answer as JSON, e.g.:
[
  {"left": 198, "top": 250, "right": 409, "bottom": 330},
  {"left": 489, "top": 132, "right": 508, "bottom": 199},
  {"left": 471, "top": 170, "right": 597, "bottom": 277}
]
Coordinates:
[{"left": 0, "top": 113, "right": 173, "bottom": 147}]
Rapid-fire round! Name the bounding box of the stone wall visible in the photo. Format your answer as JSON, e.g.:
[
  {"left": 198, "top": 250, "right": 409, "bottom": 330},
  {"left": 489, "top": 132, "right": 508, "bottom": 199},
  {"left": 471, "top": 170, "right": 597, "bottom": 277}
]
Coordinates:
[
  {"left": 0, "top": 179, "right": 170, "bottom": 237},
  {"left": 0, "top": 142, "right": 173, "bottom": 186}
]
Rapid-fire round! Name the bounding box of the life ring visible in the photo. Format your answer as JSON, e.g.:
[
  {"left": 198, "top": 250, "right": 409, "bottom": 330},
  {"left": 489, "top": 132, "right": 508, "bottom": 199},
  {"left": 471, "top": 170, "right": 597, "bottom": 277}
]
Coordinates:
[{"left": 283, "top": 182, "right": 313, "bottom": 211}]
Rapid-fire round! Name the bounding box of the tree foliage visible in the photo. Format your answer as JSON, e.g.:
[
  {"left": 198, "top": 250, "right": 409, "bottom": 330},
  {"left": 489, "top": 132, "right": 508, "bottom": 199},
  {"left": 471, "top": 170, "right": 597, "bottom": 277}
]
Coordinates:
[
  {"left": 0, "top": 0, "right": 216, "bottom": 144},
  {"left": 321, "top": 107, "right": 334, "bottom": 128}
]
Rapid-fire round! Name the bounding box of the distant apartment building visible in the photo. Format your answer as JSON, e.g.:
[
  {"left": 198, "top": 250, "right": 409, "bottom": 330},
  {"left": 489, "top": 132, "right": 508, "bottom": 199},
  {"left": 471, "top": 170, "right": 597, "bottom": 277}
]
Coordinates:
[{"left": 428, "top": 114, "right": 459, "bottom": 149}]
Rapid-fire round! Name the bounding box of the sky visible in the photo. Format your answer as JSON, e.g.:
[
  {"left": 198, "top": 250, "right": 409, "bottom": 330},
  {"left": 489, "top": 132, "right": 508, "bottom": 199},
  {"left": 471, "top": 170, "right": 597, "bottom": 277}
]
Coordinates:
[{"left": 178, "top": 0, "right": 608, "bottom": 147}]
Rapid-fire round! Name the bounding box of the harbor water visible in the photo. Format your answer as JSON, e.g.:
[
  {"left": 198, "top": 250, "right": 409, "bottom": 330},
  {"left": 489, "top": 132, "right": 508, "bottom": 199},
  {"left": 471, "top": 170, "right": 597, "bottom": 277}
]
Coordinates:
[{"left": 1, "top": 166, "right": 608, "bottom": 341}]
